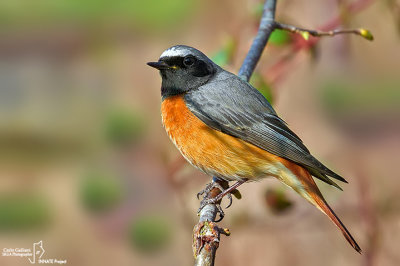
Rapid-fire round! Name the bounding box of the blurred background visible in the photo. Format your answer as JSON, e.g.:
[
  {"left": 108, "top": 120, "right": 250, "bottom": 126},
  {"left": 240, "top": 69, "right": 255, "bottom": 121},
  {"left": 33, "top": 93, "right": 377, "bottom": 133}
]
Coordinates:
[{"left": 0, "top": 0, "right": 399, "bottom": 265}]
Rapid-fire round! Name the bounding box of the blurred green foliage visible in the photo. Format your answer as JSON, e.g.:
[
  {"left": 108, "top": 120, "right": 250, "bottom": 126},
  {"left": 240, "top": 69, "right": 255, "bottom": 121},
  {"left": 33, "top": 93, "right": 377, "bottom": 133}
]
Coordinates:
[
  {"left": 321, "top": 80, "right": 400, "bottom": 115},
  {"left": 104, "top": 108, "right": 145, "bottom": 146},
  {"left": 130, "top": 0, "right": 197, "bottom": 30},
  {"left": 80, "top": 172, "right": 123, "bottom": 213},
  {"left": 264, "top": 188, "right": 293, "bottom": 214},
  {"left": 0, "top": 131, "right": 95, "bottom": 165},
  {"left": 211, "top": 37, "right": 237, "bottom": 67},
  {"left": 0, "top": 194, "right": 50, "bottom": 231},
  {"left": 250, "top": 72, "right": 274, "bottom": 104},
  {"left": 129, "top": 214, "right": 171, "bottom": 253},
  {"left": 0, "top": 0, "right": 196, "bottom": 31},
  {"left": 252, "top": 2, "right": 265, "bottom": 19}
]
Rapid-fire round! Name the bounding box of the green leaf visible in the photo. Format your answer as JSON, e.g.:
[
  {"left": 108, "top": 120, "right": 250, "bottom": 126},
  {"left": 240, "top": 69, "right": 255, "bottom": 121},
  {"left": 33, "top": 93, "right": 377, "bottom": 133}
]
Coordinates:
[
  {"left": 250, "top": 73, "right": 274, "bottom": 104},
  {"left": 269, "top": 29, "right": 291, "bottom": 46}
]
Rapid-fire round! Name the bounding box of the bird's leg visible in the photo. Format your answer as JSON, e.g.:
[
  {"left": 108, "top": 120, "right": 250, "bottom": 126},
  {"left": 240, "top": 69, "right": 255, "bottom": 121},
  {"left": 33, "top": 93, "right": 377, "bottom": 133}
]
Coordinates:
[
  {"left": 196, "top": 181, "right": 225, "bottom": 200},
  {"left": 197, "top": 178, "right": 229, "bottom": 221},
  {"left": 197, "top": 178, "right": 247, "bottom": 221},
  {"left": 208, "top": 179, "right": 247, "bottom": 205}
]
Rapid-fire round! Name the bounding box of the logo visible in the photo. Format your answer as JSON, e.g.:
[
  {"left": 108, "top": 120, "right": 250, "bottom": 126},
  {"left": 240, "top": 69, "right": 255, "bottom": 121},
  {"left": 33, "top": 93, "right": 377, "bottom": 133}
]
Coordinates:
[
  {"left": 2, "top": 241, "right": 67, "bottom": 264},
  {"left": 29, "top": 241, "right": 45, "bottom": 264}
]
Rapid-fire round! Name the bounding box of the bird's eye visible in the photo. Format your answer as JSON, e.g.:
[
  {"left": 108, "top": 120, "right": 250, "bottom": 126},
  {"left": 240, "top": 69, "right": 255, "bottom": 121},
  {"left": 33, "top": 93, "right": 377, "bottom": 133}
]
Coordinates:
[{"left": 183, "top": 56, "right": 196, "bottom": 67}]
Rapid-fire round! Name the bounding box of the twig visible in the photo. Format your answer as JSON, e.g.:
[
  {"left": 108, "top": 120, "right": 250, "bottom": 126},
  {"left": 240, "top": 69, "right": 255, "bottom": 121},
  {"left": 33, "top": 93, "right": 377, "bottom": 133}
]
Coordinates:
[
  {"left": 275, "top": 23, "right": 373, "bottom": 41},
  {"left": 193, "top": 178, "right": 230, "bottom": 266},
  {"left": 192, "top": 0, "right": 373, "bottom": 265}
]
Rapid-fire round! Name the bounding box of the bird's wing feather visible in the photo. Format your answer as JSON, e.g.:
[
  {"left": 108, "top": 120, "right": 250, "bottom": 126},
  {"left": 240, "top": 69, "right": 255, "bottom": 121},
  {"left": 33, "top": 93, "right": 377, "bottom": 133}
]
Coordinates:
[{"left": 184, "top": 71, "right": 346, "bottom": 184}]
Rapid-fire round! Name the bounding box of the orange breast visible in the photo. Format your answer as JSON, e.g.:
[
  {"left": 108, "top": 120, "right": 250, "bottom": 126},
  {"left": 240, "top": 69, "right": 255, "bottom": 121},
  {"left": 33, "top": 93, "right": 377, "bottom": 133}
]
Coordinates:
[{"left": 161, "top": 95, "right": 286, "bottom": 181}]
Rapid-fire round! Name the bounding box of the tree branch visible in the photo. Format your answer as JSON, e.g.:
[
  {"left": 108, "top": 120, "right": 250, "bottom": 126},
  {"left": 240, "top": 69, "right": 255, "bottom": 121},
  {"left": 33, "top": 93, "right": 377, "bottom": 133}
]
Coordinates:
[
  {"left": 192, "top": 0, "right": 373, "bottom": 265},
  {"left": 193, "top": 178, "right": 230, "bottom": 266},
  {"left": 275, "top": 22, "right": 374, "bottom": 41},
  {"left": 238, "top": 0, "right": 277, "bottom": 81}
]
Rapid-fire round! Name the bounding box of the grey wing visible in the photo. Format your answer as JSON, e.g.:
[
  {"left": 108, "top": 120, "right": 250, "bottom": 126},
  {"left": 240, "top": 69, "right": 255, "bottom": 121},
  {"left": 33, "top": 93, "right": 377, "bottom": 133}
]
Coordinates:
[{"left": 184, "top": 74, "right": 347, "bottom": 187}]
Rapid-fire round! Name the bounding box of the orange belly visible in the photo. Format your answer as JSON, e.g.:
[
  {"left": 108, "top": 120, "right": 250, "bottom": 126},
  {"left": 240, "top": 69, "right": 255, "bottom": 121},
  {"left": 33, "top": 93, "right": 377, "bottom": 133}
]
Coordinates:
[{"left": 161, "top": 95, "right": 294, "bottom": 181}]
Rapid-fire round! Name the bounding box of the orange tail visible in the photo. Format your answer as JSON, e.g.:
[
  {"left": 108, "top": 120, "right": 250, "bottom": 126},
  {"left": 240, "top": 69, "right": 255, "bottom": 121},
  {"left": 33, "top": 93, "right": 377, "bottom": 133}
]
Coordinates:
[
  {"left": 312, "top": 195, "right": 362, "bottom": 253},
  {"left": 277, "top": 158, "right": 362, "bottom": 253}
]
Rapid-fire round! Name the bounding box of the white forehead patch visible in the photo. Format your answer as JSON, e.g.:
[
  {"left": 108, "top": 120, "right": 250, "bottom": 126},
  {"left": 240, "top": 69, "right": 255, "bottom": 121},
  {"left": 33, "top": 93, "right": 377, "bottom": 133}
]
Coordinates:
[{"left": 160, "top": 46, "right": 191, "bottom": 59}]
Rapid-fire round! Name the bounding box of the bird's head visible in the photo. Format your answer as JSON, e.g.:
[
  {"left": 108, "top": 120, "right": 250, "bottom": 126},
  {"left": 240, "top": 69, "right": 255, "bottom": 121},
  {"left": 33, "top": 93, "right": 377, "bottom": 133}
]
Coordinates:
[{"left": 147, "top": 45, "right": 217, "bottom": 98}]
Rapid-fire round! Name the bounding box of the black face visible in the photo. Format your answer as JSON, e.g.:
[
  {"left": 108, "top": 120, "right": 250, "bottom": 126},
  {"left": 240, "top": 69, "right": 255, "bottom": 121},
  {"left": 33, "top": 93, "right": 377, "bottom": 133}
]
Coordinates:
[{"left": 147, "top": 51, "right": 217, "bottom": 99}]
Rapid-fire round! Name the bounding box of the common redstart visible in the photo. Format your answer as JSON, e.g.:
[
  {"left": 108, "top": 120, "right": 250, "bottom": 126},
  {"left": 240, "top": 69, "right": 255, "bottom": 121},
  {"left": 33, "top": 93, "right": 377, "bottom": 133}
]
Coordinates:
[{"left": 147, "top": 45, "right": 361, "bottom": 253}]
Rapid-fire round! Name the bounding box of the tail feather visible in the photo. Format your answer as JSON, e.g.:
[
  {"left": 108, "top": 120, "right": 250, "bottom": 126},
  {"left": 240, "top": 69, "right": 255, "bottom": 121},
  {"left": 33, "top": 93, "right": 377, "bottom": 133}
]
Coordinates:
[
  {"left": 276, "top": 157, "right": 362, "bottom": 253},
  {"left": 312, "top": 194, "right": 362, "bottom": 253},
  {"left": 306, "top": 167, "right": 343, "bottom": 191}
]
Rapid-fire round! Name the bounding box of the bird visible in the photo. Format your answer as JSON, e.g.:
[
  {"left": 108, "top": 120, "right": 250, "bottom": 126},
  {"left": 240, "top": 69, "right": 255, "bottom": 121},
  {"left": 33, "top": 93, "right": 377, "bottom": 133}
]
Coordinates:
[{"left": 147, "top": 45, "right": 361, "bottom": 253}]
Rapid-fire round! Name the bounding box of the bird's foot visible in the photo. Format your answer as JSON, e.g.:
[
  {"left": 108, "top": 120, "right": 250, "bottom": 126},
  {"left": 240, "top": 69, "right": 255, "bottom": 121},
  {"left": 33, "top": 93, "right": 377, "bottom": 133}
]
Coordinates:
[
  {"left": 197, "top": 179, "right": 248, "bottom": 221},
  {"left": 197, "top": 181, "right": 224, "bottom": 200},
  {"left": 197, "top": 180, "right": 230, "bottom": 221}
]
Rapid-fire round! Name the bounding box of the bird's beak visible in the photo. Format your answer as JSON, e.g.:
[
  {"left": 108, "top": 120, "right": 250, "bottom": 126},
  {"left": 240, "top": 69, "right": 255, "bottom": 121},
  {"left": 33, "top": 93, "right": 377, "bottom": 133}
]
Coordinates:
[{"left": 147, "top": 61, "right": 170, "bottom": 70}]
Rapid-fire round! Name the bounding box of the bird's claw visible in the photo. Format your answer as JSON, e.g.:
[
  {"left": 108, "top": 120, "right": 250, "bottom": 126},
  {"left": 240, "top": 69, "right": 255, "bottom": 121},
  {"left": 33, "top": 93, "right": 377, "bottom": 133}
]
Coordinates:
[
  {"left": 197, "top": 181, "right": 237, "bottom": 221},
  {"left": 198, "top": 197, "right": 225, "bottom": 222},
  {"left": 197, "top": 182, "right": 225, "bottom": 200},
  {"left": 225, "top": 192, "right": 233, "bottom": 209}
]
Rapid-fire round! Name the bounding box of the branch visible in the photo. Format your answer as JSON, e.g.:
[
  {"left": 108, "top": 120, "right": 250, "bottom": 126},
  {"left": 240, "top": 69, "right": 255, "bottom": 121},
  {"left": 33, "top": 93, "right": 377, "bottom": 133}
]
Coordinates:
[
  {"left": 238, "top": 0, "right": 277, "bottom": 81},
  {"left": 275, "top": 23, "right": 374, "bottom": 41},
  {"left": 193, "top": 178, "right": 230, "bottom": 266}
]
